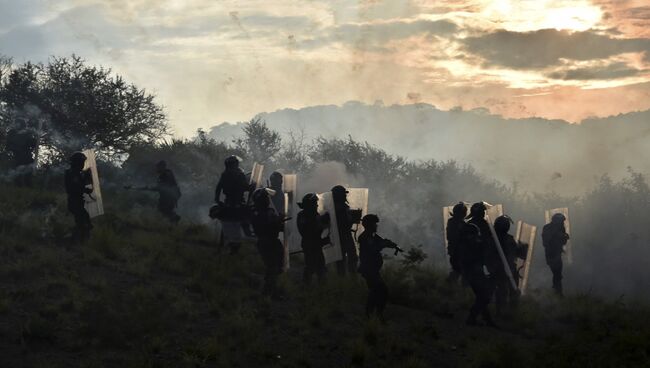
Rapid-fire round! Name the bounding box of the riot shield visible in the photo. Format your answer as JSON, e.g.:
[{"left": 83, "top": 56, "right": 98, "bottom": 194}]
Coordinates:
[
  {"left": 282, "top": 174, "right": 298, "bottom": 270},
  {"left": 81, "top": 150, "right": 104, "bottom": 218},
  {"left": 250, "top": 162, "right": 264, "bottom": 189},
  {"left": 545, "top": 207, "right": 572, "bottom": 264},
  {"left": 346, "top": 188, "right": 369, "bottom": 252},
  {"left": 485, "top": 203, "right": 503, "bottom": 222},
  {"left": 442, "top": 202, "right": 471, "bottom": 250},
  {"left": 514, "top": 221, "right": 537, "bottom": 295},
  {"left": 485, "top": 205, "right": 518, "bottom": 291},
  {"left": 318, "top": 192, "right": 343, "bottom": 264}
]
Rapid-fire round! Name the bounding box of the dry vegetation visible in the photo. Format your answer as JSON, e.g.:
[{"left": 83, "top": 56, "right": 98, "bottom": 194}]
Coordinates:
[{"left": 1, "top": 183, "right": 649, "bottom": 368}]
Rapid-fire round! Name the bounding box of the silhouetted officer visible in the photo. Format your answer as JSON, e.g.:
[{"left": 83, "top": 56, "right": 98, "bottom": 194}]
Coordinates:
[
  {"left": 153, "top": 160, "right": 181, "bottom": 223},
  {"left": 65, "top": 152, "right": 92, "bottom": 242},
  {"left": 331, "top": 185, "right": 359, "bottom": 275},
  {"left": 463, "top": 203, "right": 497, "bottom": 327},
  {"left": 542, "top": 213, "right": 570, "bottom": 296},
  {"left": 297, "top": 193, "right": 329, "bottom": 284},
  {"left": 6, "top": 120, "right": 38, "bottom": 186},
  {"left": 493, "top": 215, "right": 524, "bottom": 315},
  {"left": 250, "top": 188, "right": 285, "bottom": 298},
  {"left": 215, "top": 155, "right": 250, "bottom": 206},
  {"left": 446, "top": 202, "right": 467, "bottom": 283},
  {"left": 268, "top": 171, "right": 285, "bottom": 216},
  {"left": 358, "top": 214, "right": 400, "bottom": 321},
  {"left": 215, "top": 155, "right": 254, "bottom": 251}
]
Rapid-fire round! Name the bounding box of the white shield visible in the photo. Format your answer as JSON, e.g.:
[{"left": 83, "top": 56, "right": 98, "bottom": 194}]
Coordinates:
[
  {"left": 346, "top": 188, "right": 369, "bottom": 252},
  {"left": 282, "top": 174, "right": 298, "bottom": 270},
  {"left": 514, "top": 221, "right": 537, "bottom": 295},
  {"left": 318, "top": 192, "right": 342, "bottom": 264},
  {"left": 484, "top": 204, "right": 518, "bottom": 291},
  {"left": 442, "top": 202, "right": 470, "bottom": 250},
  {"left": 545, "top": 207, "right": 572, "bottom": 264},
  {"left": 81, "top": 150, "right": 104, "bottom": 218},
  {"left": 250, "top": 162, "right": 265, "bottom": 189},
  {"left": 485, "top": 203, "right": 503, "bottom": 222}
]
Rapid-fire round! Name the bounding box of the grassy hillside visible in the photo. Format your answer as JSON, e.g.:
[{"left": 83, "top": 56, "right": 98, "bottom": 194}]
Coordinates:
[{"left": 1, "top": 183, "right": 649, "bottom": 368}]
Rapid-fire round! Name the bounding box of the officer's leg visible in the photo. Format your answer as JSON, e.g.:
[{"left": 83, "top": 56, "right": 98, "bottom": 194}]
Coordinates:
[
  {"left": 364, "top": 274, "right": 378, "bottom": 316},
  {"left": 303, "top": 248, "right": 314, "bottom": 284},
  {"left": 494, "top": 275, "right": 506, "bottom": 316},
  {"left": 552, "top": 257, "right": 563, "bottom": 296},
  {"left": 347, "top": 244, "right": 358, "bottom": 274},
  {"left": 467, "top": 274, "right": 482, "bottom": 325},
  {"left": 336, "top": 248, "right": 347, "bottom": 275},
  {"left": 376, "top": 275, "right": 388, "bottom": 318},
  {"left": 480, "top": 277, "right": 497, "bottom": 327},
  {"left": 315, "top": 248, "right": 327, "bottom": 283}
]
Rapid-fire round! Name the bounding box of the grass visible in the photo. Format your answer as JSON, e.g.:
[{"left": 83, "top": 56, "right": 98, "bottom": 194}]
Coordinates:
[{"left": 1, "top": 182, "right": 650, "bottom": 367}]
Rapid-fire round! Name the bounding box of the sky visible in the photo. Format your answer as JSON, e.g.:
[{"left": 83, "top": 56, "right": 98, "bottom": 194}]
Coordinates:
[{"left": 1, "top": 0, "right": 650, "bottom": 136}]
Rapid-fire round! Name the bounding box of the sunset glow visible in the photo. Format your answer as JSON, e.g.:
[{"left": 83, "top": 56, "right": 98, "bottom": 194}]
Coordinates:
[{"left": 1, "top": 0, "right": 649, "bottom": 134}]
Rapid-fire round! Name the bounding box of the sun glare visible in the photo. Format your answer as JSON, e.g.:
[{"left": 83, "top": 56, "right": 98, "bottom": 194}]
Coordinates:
[{"left": 480, "top": 0, "right": 602, "bottom": 32}]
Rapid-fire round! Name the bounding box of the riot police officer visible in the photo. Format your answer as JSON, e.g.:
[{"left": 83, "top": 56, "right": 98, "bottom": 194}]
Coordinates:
[
  {"left": 358, "top": 214, "right": 400, "bottom": 321},
  {"left": 493, "top": 215, "right": 523, "bottom": 315},
  {"left": 331, "top": 185, "right": 358, "bottom": 275},
  {"left": 154, "top": 160, "right": 181, "bottom": 223},
  {"left": 296, "top": 193, "right": 329, "bottom": 284},
  {"left": 446, "top": 202, "right": 467, "bottom": 283},
  {"left": 460, "top": 221, "right": 497, "bottom": 327},
  {"left": 250, "top": 188, "right": 285, "bottom": 298},
  {"left": 64, "top": 152, "right": 92, "bottom": 242},
  {"left": 542, "top": 213, "right": 570, "bottom": 296}
]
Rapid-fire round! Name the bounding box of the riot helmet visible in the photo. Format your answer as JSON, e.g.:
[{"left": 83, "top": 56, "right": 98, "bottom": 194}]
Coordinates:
[
  {"left": 551, "top": 213, "right": 566, "bottom": 224},
  {"left": 451, "top": 202, "right": 468, "bottom": 218},
  {"left": 298, "top": 193, "right": 318, "bottom": 210},
  {"left": 494, "top": 215, "right": 513, "bottom": 234},
  {"left": 224, "top": 155, "right": 241, "bottom": 169}
]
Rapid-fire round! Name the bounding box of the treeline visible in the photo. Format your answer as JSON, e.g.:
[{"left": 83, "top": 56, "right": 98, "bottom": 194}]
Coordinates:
[{"left": 1, "top": 55, "right": 649, "bottom": 298}]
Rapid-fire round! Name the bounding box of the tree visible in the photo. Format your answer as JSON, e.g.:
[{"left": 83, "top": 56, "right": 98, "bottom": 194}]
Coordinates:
[
  {"left": 0, "top": 55, "right": 169, "bottom": 163},
  {"left": 233, "top": 117, "right": 282, "bottom": 164}
]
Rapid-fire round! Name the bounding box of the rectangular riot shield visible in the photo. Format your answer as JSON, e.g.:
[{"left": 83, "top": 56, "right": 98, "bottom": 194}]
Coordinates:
[
  {"left": 514, "top": 221, "right": 537, "bottom": 295},
  {"left": 318, "top": 192, "right": 343, "bottom": 264},
  {"left": 283, "top": 174, "right": 300, "bottom": 253},
  {"left": 81, "top": 150, "right": 104, "bottom": 218},
  {"left": 545, "top": 207, "right": 572, "bottom": 264},
  {"left": 346, "top": 188, "right": 369, "bottom": 252},
  {"left": 443, "top": 206, "right": 452, "bottom": 249},
  {"left": 485, "top": 205, "right": 518, "bottom": 292},
  {"left": 486, "top": 203, "right": 503, "bottom": 222},
  {"left": 281, "top": 174, "right": 298, "bottom": 270},
  {"left": 250, "top": 162, "right": 264, "bottom": 189}
]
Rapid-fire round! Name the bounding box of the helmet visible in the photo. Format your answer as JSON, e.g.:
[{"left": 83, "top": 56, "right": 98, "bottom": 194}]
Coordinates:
[
  {"left": 270, "top": 171, "right": 283, "bottom": 186},
  {"left": 331, "top": 185, "right": 349, "bottom": 195},
  {"left": 298, "top": 193, "right": 318, "bottom": 209},
  {"left": 494, "top": 215, "right": 513, "bottom": 233},
  {"left": 252, "top": 188, "right": 271, "bottom": 208},
  {"left": 551, "top": 213, "right": 566, "bottom": 223},
  {"left": 69, "top": 152, "right": 87, "bottom": 165},
  {"left": 467, "top": 202, "right": 487, "bottom": 219},
  {"left": 361, "top": 214, "right": 379, "bottom": 228},
  {"left": 452, "top": 202, "right": 468, "bottom": 218},
  {"left": 224, "top": 155, "right": 241, "bottom": 168}
]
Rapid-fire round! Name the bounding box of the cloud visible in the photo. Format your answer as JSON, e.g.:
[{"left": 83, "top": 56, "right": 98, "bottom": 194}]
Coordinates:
[
  {"left": 546, "top": 61, "right": 643, "bottom": 80},
  {"left": 462, "top": 28, "right": 650, "bottom": 69},
  {"left": 296, "top": 19, "right": 457, "bottom": 51}
]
